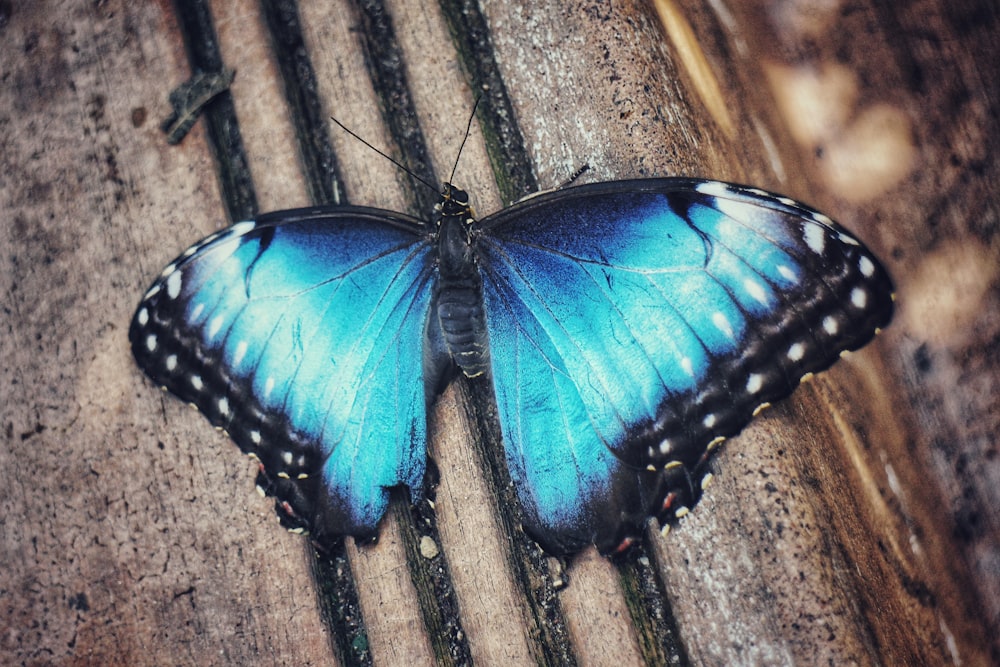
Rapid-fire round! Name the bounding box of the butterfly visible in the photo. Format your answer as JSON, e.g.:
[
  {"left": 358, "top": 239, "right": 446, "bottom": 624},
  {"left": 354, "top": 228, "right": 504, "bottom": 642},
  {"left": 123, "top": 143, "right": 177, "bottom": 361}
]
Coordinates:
[{"left": 129, "top": 177, "right": 893, "bottom": 556}]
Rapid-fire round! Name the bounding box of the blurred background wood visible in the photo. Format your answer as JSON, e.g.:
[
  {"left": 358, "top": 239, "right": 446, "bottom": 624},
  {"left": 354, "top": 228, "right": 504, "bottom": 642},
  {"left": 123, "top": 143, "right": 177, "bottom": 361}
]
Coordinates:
[{"left": 1, "top": 0, "right": 996, "bottom": 665}]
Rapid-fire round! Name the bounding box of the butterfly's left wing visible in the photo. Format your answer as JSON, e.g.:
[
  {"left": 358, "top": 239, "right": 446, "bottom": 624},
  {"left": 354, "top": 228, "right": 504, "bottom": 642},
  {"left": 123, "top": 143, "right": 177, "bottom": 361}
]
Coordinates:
[
  {"left": 129, "top": 207, "right": 435, "bottom": 543},
  {"left": 476, "top": 179, "right": 894, "bottom": 555}
]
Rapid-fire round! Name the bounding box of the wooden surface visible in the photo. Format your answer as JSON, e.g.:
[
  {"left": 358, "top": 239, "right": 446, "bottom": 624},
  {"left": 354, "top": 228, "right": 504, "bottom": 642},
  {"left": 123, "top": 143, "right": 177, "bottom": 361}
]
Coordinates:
[{"left": 2, "top": 0, "right": 998, "bottom": 665}]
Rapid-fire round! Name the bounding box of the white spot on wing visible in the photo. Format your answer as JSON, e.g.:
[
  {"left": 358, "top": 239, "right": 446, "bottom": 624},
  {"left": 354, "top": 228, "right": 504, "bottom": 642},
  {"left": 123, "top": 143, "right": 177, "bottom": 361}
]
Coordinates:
[
  {"left": 778, "top": 265, "right": 797, "bottom": 283},
  {"left": 233, "top": 340, "right": 248, "bottom": 367},
  {"left": 250, "top": 430, "right": 261, "bottom": 444},
  {"left": 851, "top": 287, "right": 868, "bottom": 309},
  {"left": 788, "top": 342, "right": 805, "bottom": 361},
  {"left": 823, "top": 316, "right": 839, "bottom": 335},
  {"left": 137, "top": 308, "right": 149, "bottom": 326},
  {"left": 859, "top": 255, "right": 875, "bottom": 277},
  {"left": 838, "top": 231, "right": 860, "bottom": 246},
  {"left": 743, "top": 278, "right": 768, "bottom": 305},
  {"left": 804, "top": 224, "right": 826, "bottom": 254},
  {"left": 659, "top": 439, "right": 672, "bottom": 455},
  {"left": 218, "top": 397, "right": 230, "bottom": 416},
  {"left": 160, "top": 263, "right": 177, "bottom": 278},
  {"left": 191, "top": 375, "right": 204, "bottom": 390},
  {"left": 165, "top": 354, "right": 177, "bottom": 371},
  {"left": 230, "top": 220, "right": 256, "bottom": 236},
  {"left": 746, "top": 373, "right": 763, "bottom": 394},
  {"left": 282, "top": 451, "right": 294, "bottom": 465},
  {"left": 166, "top": 270, "right": 182, "bottom": 299},
  {"left": 712, "top": 312, "right": 734, "bottom": 339},
  {"left": 145, "top": 334, "right": 157, "bottom": 352},
  {"left": 190, "top": 303, "right": 205, "bottom": 320},
  {"left": 703, "top": 413, "right": 717, "bottom": 428},
  {"left": 694, "top": 181, "right": 730, "bottom": 198},
  {"left": 264, "top": 376, "right": 275, "bottom": 398},
  {"left": 208, "top": 315, "right": 224, "bottom": 340},
  {"left": 681, "top": 356, "right": 694, "bottom": 377}
]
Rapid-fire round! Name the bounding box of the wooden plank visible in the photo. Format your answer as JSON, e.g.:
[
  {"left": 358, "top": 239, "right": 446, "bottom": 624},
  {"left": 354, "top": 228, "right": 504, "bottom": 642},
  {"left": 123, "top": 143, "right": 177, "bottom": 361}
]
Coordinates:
[{"left": 2, "top": 0, "right": 997, "bottom": 665}]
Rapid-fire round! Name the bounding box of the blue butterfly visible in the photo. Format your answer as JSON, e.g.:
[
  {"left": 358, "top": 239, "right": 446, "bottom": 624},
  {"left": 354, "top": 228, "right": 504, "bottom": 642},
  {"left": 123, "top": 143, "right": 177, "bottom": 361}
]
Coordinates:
[{"left": 129, "top": 178, "right": 893, "bottom": 555}]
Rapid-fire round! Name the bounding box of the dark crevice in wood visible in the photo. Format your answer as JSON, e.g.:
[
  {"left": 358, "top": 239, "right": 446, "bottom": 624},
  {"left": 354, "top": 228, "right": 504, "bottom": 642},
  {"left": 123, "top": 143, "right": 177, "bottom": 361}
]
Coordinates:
[
  {"left": 170, "top": 0, "right": 258, "bottom": 222},
  {"left": 311, "top": 543, "right": 374, "bottom": 667},
  {"left": 258, "top": 0, "right": 344, "bottom": 206},
  {"left": 618, "top": 544, "right": 691, "bottom": 666},
  {"left": 352, "top": 0, "right": 440, "bottom": 217},
  {"left": 396, "top": 487, "right": 474, "bottom": 666},
  {"left": 438, "top": 0, "right": 538, "bottom": 205}
]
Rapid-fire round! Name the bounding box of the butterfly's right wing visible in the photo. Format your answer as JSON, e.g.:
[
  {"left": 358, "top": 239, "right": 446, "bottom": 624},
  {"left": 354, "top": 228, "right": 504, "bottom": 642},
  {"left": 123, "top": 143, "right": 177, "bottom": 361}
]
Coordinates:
[
  {"left": 129, "top": 207, "right": 435, "bottom": 542},
  {"left": 476, "top": 179, "right": 894, "bottom": 555}
]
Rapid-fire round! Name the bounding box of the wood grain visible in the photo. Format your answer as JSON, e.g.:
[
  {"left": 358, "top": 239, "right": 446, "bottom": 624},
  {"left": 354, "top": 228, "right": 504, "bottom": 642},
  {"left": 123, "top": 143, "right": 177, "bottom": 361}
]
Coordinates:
[{"left": 2, "top": 0, "right": 997, "bottom": 665}]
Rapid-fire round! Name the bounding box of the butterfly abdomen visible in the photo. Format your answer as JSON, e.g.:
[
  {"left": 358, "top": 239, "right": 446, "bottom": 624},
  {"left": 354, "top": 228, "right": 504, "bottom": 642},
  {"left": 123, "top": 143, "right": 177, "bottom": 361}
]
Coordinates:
[{"left": 435, "top": 198, "right": 490, "bottom": 378}]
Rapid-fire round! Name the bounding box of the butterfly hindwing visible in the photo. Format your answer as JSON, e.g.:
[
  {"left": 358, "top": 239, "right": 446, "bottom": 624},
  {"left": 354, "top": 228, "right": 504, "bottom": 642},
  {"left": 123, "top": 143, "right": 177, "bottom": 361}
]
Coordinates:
[
  {"left": 130, "top": 207, "right": 435, "bottom": 541},
  {"left": 477, "top": 179, "right": 893, "bottom": 554}
]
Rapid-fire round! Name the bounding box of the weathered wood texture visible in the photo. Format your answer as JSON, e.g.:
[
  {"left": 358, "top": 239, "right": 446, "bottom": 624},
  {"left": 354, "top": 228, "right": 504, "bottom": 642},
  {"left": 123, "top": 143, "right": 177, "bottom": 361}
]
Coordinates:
[{"left": 2, "top": 0, "right": 997, "bottom": 665}]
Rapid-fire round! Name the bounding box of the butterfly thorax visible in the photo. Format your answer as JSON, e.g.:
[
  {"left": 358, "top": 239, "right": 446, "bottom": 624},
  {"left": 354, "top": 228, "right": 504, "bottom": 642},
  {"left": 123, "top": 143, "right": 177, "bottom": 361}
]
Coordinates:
[{"left": 434, "top": 184, "right": 489, "bottom": 378}]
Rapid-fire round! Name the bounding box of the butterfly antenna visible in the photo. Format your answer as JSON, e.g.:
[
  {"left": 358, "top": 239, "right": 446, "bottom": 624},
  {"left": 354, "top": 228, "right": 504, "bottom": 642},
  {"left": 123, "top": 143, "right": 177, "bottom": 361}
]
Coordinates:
[
  {"left": 448, "top": 95, "right": 482, "bottom": 186},
  {"left": 328, "top": 115, "right": 439, "bottom": 193}
]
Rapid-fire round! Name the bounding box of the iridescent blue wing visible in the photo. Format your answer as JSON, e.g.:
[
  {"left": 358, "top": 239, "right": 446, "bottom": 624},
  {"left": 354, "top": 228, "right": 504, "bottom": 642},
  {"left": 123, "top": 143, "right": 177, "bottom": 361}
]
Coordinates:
[
  {"left": 476, "top": 179, "right": 894, "bottom": 555},
  {"left": 129, "top": 207, "right": 435, "bottom": 542}
]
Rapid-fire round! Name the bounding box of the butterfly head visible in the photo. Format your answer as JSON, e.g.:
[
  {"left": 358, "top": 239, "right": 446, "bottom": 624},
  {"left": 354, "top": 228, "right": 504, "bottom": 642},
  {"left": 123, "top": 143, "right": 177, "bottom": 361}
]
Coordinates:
[{"left": 436, "top": 182, "right": 475, "bottom": 228}]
